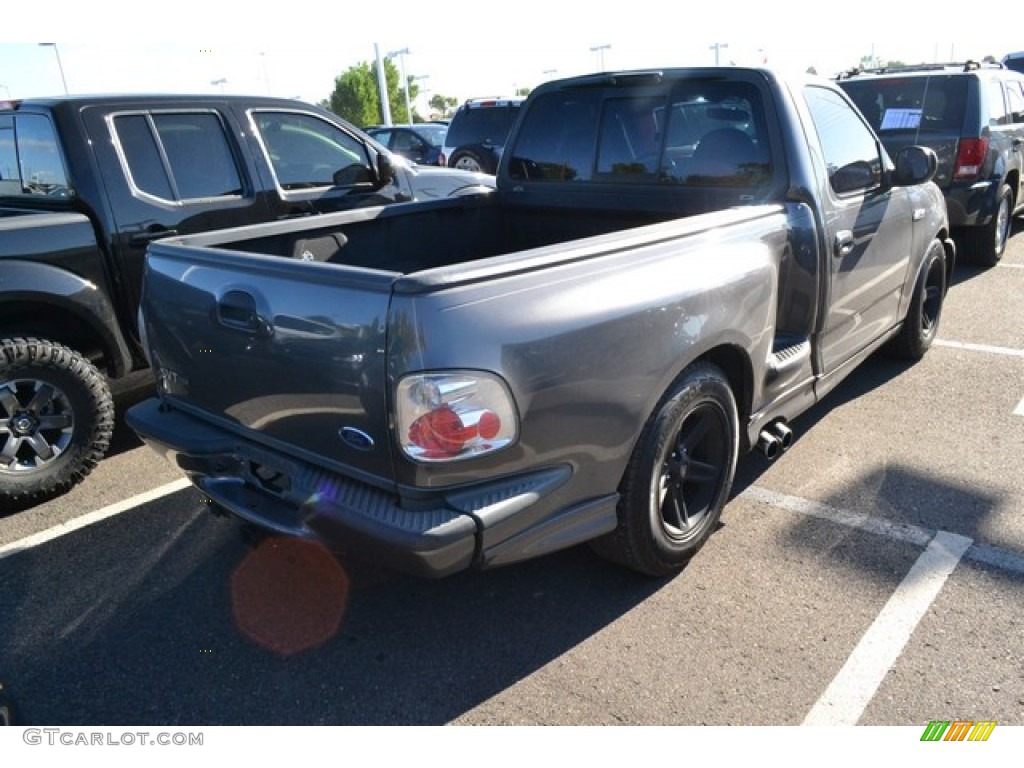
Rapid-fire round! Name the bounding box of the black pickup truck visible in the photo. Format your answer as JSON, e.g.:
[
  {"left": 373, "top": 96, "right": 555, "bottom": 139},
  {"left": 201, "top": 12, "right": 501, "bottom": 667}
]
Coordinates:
[
  {"left": 128, "top": 68, "right": 955, "bottom": 578},
  {"left": 0, "top": 94, "right": 494, "bottom": 509}
]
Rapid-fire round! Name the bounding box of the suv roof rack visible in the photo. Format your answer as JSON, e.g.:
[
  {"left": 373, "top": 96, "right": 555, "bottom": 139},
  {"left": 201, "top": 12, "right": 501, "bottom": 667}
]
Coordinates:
[{"left": 835, "top": 60, "right": 1003, "bottom": 80}]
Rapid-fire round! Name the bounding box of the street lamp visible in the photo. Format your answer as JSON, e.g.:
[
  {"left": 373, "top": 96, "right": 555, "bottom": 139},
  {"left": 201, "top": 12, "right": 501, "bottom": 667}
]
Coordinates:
[
  {"left": 211, "top": 78, "right": 227, "bottom": 93},
  {"left": 709, "top": 42, "right": 729, "bottom": 66},
  {"left": 590, "top": 44, "right": 610, "bottom": 71},
  {"left": 387, "top": 47, "right": 413, "bottom": 124},
  {"left": 39, "top": 43, "right": 68, "bottom": 94}
]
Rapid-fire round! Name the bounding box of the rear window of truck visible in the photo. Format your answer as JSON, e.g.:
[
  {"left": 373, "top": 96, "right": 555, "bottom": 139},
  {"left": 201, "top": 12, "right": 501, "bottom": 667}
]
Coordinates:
[{"left": 507, "top": 80, "right": 773, "bottom": 190}]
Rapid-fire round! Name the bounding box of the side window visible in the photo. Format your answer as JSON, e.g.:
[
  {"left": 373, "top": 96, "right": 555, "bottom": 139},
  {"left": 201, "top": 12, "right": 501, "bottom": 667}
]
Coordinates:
[
  {"left": 0, "top": 114, "right": 71, "bottom": 197},
  {"left": 987, "top": 80, "right": 1009, "bottom": 126},
  {"left": 804, "top": 85, "right": 883, "bottom": 195},
  {"left": 251, "top": 111, "right": 370, "bottom": 189},
  {"left": 1004, "top": 80, "right": 1024, "bottom": 124},
  {"left": 112, "top": 111, "right": 243, "bottom": 203}
]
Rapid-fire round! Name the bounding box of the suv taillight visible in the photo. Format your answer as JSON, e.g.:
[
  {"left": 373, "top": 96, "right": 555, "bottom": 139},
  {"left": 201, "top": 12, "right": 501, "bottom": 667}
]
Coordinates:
[
  {"left": 953, "top": 137, "right": 989, "bottom": 179},
  {"left": 396, "top": 372, "right": 518, "bottom": 462}
]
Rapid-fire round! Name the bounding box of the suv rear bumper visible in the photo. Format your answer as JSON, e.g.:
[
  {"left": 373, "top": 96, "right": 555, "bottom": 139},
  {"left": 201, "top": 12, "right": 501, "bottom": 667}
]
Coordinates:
[{"left": 944, "top": 178, "right": 1002, "bottom": 228}]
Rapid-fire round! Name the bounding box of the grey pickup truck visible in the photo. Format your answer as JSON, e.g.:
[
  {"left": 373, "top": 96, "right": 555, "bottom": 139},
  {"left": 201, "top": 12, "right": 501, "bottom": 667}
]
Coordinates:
[{"left": 127, "top": 68, "right": 954, "bottom": 578}]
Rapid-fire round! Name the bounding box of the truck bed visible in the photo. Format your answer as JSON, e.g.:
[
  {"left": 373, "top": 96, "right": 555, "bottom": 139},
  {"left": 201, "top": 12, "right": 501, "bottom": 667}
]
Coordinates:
[{"left": 177, "top": 195, "right": 678, "bottom": 275}]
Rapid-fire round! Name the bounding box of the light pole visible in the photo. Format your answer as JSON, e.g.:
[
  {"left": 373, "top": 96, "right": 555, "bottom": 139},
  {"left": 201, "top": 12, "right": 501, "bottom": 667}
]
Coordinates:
[
  {"left": 211, "top": 78, "right": 227, "bottom": 93},
  {"left": 590, "top": 44, "right": 611, "bottom": 71},
  {"left": 39, "top": 43, "right": 68, "bottom": 94},
  {"left": 0, "top": 84, "right": 10, "bottom": 99},
  {"left": 387, "top": 47, "right": 412, "bottom": 124},
  {"left": 709, "top": 42, "right": 729, "bottom": 66}
]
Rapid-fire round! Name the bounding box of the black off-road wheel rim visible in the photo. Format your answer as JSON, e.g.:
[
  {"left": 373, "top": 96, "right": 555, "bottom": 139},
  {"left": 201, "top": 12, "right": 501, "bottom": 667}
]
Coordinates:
[
  {"left": 0, "top": 378, "right": 75, "bottom": 474},
  {"left": 919, "top": 254, "right": 945, "bottom": 340},
  {"left": 652, "top": 400, "right": 731, "bottom": 545}
]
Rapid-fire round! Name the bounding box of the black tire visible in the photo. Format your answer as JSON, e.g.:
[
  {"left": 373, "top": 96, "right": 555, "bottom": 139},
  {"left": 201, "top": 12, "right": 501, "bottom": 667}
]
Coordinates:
[
  {"left": 963, "top": 184, "right": 1012, "bottom": 268},
  {"left": 0, "top": 338, "right": 114, "bottom": 511},
  {"left": 448, "top": 144, "right": 497, "bottom": 174},
  {"left": 886, "top": 238, "right": 946, "bottom": 360},
  {"left": 591, "top": 362, "right": 739, "bottom": 577}
]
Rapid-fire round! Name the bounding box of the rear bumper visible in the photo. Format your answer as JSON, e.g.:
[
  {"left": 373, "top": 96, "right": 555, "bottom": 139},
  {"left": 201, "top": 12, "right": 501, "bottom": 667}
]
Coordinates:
[
  {"left": 943, "top": 179, "right": 999, "bottom": 228},
  {"left": 125, "top": 398, "right": 576, "bottom": 577}
]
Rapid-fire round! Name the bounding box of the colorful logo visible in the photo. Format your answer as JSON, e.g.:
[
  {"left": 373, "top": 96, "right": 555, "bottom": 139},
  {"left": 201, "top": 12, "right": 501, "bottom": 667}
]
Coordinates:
[{"left": 921, "top": 720, "right": 996, "bottom": 741}]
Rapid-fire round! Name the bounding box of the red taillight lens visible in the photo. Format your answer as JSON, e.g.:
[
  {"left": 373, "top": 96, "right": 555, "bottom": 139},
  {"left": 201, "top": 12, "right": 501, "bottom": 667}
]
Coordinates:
[
  {"left": 408, "top": 405, "right": 501, "bottom": 457},
  {"left": 953, "top": 137, "right": 988, "bottom": 179},
  {"left": 397, "top": 372, "right": 517, "bottom": 462}
]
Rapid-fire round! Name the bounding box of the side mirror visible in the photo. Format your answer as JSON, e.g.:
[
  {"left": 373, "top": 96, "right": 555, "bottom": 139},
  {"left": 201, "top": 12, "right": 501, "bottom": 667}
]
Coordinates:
[
  {"left": 375, "top": 151, "right": 399, "bottom": 187},
  {"left": 332, "top": 163, "right": 374, "bottom": 187},
  {"left": 891, "top": 145, "right": 938, "bottom": 186},
  {"left": 831, "top": 160, "right": 879, "bottom": 194}
]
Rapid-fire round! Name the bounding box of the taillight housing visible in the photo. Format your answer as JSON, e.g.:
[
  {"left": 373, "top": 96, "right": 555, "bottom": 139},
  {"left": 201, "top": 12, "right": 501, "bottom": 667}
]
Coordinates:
[
  {"left": 953, "top": 137, "right": 988, "bottom": 179},
  {"left": 396, "top": 371, "right": 518, "bottom": 462}
]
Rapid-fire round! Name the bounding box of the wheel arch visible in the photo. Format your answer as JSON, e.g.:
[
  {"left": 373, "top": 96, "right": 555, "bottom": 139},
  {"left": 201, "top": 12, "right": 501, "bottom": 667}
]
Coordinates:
[{"left": 0, "top": 261, "right": 134, "bottom": 378}]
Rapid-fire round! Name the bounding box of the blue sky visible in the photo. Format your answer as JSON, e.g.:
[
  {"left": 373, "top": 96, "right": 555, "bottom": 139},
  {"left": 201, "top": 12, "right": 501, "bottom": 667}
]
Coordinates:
[{"left": 3, "top": 2, "right": 1019, "bottom": 106}]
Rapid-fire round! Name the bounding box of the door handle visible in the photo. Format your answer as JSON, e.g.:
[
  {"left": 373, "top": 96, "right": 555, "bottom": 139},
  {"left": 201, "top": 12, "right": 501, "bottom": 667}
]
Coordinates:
[
  {"left": 216, "top": 290, "right": 273, "bottom": 337},
  {"left": 834, "top": 230, "right": 855, "bottom": 259},
  {"left": 129, "top": 227, "right": 179, "bottom": 246}
]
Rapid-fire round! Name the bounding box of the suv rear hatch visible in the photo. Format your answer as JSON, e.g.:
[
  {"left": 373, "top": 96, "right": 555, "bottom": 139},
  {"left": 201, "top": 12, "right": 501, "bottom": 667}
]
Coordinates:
[
  {"left": 140, "top": 235, "right": 397, "bottom": 486},
  {"left": 839, "top": 75, "right": 967, "bottom": 190}
]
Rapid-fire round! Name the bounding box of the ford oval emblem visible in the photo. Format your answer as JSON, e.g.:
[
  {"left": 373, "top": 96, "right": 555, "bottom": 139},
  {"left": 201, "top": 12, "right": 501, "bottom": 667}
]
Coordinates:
[{"left": 339, "top": 427, "right": 375, "bottom": 451}]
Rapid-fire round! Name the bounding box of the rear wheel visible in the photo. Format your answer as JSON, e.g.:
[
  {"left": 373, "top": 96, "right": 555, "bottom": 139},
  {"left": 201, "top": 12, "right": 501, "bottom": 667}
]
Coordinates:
[
  {"left": 591, "top": 362, "right": 738, "bottom": 577},
  {"left": 448, "top": 145, "right": 497, "bottom": 174},
  {"left": 0, "top": 338, "right": 114, "bottom": 510},
  {"left": 886, "top": 238, "right": 946, "bottom": 360},
  {"left": 963, "top": 184, "right": 1012, "bottom": 268}
]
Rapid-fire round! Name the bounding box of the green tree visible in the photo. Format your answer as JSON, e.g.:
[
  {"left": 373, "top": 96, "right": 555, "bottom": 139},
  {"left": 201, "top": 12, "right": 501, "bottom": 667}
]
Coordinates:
[
  {"left": 429, "top": 94, "right": 458, "bottom": 118},
  {"left": 323, "top": 59, "right": 422, "bottom": 127}
]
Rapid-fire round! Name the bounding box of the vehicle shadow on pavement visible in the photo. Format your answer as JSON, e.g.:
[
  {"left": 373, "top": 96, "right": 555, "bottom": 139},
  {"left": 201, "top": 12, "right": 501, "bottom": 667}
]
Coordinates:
[{"left": 0, "top": 491, "right": 668, "bottom": 725}]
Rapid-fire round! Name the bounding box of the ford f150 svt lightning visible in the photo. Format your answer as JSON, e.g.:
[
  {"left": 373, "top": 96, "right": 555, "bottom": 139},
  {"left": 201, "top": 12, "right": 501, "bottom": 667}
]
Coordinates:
[{"left": 126, "top": 68, "right": 954, "bottom": 578}]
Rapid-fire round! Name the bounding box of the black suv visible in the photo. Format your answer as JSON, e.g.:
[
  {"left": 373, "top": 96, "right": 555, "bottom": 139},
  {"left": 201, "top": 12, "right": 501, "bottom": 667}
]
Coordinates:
[
  {"left": 837, "top": 61, "right": 1024, "bottom": 266},
  {"left": 440, "top": 97, "right": 524, "bottom": 174}
]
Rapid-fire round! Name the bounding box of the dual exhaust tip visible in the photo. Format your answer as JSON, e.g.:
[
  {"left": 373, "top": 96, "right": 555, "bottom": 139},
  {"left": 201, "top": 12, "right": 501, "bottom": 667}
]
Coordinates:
[{"left": 757, "top": 420, "right": 793, "bottom": 461}]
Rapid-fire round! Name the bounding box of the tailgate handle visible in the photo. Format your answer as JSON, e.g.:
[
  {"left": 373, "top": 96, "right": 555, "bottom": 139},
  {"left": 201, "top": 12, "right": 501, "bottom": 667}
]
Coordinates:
[{"left": 217, "top": 290, "right": 273, "bottom": 337}]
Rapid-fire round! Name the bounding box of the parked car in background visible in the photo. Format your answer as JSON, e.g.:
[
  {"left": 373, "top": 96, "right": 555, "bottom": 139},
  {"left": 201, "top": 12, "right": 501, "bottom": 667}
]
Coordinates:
[
  {"left": 1003, "top": 51, "right": 1024, "bottom": 74},
  {"left": 366, "top": 123, "right": 447, "bottom": 166},
  {"left": 440, "top": 97, "right": 524, "bottom": 173},
  {"left": 837, "top": 60, "right": 1024, "bottom": 267},
  {"left": 0, "top": 94, "right": 494, "bottom": 509}
]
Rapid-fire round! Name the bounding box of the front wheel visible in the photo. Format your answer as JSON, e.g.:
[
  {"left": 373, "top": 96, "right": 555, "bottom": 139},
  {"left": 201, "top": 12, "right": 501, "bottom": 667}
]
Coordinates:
[
  {"left": 963, "top": 184, "right": 1012, "bottom": 268},
  {"left": 591, "top": 362, "right": 739, "bottom": 577},
  {"left": 0, "top": 338, "right": 115, "bottom": 511}
]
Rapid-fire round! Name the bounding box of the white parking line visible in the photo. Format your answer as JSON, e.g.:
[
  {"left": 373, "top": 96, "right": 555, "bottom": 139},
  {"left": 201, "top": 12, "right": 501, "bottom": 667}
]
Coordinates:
[
  {"left": 0, "top": 478, "right": 192, "bottom": 561},
  {"left": 801, "top": 530, "right": 972, "bottom": 726},
  {"left": 1016, "top": 397, "right": 1024, "bottom": 417},
  {"left": 934, "top": 339, "right": 1024, "bottom": 357},
  {"left": 997, "top": 263, "right": 1024, "bottom": 269}
]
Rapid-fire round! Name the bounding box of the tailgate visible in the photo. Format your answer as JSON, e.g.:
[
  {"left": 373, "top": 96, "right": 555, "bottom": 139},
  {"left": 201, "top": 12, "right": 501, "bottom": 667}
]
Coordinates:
[{"left": 141, "top": 242, "right": 396, "bottom": 483}]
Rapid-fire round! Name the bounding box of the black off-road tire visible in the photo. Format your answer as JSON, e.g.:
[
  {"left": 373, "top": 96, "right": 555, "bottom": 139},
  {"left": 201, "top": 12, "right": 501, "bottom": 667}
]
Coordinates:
[
  {"left": 591, "top": 362, "right": 739, "bottom": 577},
  {"left": 886, "top": 238, "right": 946, "bottom": 360},
  {"left": 963, "top": 184, "right": 1012, "bottom": 268},
  {"left": 0, "top": 338, "right": 114, "bottom": 511}
]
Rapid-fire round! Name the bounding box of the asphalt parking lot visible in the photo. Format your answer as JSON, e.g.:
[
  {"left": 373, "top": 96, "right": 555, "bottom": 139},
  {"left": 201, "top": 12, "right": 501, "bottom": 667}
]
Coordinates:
[{"left": 0, "top": 223, "right": 1022, "bottom": 727}]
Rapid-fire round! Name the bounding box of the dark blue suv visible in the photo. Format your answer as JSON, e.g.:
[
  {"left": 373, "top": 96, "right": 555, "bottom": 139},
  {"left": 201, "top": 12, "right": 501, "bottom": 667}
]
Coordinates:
[{"left": 838, "top": 60, "right": 1024, "bottom": 267}]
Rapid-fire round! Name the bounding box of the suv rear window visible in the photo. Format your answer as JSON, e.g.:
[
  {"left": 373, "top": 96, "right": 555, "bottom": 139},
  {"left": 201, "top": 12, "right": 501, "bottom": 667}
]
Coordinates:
[
  {"left": 446, "top": 103, "right": 522, "bottom": 147},
  {"left": 840, "top": 76, "right": 967, "bottom": 133}
]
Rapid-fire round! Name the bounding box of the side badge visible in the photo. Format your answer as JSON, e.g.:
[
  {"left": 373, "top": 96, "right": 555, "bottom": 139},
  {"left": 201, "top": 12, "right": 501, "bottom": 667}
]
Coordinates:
[{"left": 339, "top": 427, "right": 375, "bottom": 452}]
